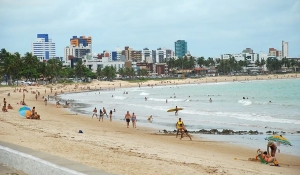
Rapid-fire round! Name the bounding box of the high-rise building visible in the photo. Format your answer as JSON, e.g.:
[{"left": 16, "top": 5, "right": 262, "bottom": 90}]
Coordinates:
[
  {"left": 268, "top": 48, "right": 282, "bottom": 58},
  {"left": 175, "top": 40, "right": 187, "bottom": 58},
  {"left": 70, "top": 36, "right": 92, "bottom": 47},
  {"left": 31, "top": 34, "right": 56, "bottom": 61},
  {"left": 282, "top": 41, "right": 288, "bottom": 58}
]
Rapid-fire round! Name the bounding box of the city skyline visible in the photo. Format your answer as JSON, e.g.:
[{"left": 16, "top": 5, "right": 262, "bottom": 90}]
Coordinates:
[{"left": 1, "top": 0, "right": 300, "bottom": 58}]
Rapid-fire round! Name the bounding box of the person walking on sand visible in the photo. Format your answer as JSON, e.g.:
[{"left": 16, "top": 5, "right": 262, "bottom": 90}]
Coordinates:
[
  {"left": 131, "top": 112, "right": 137, "bottom": 128},
  {"left": 44, "top": 98, "right": 47, "bottom": 106},
  {"left": 109, "top": 110, "right": 113, "bottom": 121},
  {"left": 103, "top": 107, "right": 108, "bottom": 117},
  {"left": 124, "top": 111, "right": 131, "bottom": 128},
  {"left": 175, "top": 106, "right": 178, "bottom": 115},
  {"left": 99, "top": 109, "right": 104, "bottom": 121},
  {"left": 92, "top": 107, "right": 98, "bottom": 118},
  {"left": 175, "top": 118, "right": 192, "bottom": 140},
  {"left": 35, "top": 94, "right": 38, "bottom": 100}
]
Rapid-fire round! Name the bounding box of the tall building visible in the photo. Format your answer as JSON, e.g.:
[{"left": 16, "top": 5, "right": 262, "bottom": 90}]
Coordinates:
[
  {"left": 282, "top": 41, "right": 288, "bottom": 58},
  {"left": 268, "top": 48, "right": 282, "bottom": 58},
  {"left": 64, "top": 45, "right": 91, "bottom": 62},
  {"left": 70, "top": 36, "right": 92, "bottom": 47},
  {"left": 31, "top": 34, "right": 56, "bottom": 61},
  {"left": 242, "top": 48, "right": 253, "bottom": 53},
  {"left": 175, "top": 40, "right": 187, "bottom": 58}
]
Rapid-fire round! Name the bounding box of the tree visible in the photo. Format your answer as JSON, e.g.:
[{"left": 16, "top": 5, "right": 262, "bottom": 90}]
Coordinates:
[
  {"left": 74, "top": 59, "right": 85, "bottom": 80},
  {"left": 102, "top": 66, "right": 116, "bottom": 80},
  {"left": 118, "top": 67, "right": 125, "bottom": 77},
  {"left": 96, "top": 67, "right": 103, "bottom": 80},
  {"left": 46, "top": 59, "right": 62, "bottom": 83},
  {"left": 197, "top": 57, "right": 205, "bottom": 67}
]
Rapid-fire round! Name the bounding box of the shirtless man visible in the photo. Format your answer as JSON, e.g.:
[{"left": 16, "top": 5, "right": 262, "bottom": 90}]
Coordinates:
[
  {"left": 103, "top": 107, "right": 108, "bottom": 117},
  {"left": 92, "top": 107, "right": 98, "bottom": 118},
  {"left": 175, "top": 106, "right": 178, "bottom": 115},
  {"left": 124, "top": 111, "right": 131, "bottom": 128}
]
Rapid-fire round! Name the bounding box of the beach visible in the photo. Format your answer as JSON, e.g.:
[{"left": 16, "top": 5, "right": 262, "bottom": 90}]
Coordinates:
[{"left": 1, "top": 74, "right": 300, "bottom": 175}]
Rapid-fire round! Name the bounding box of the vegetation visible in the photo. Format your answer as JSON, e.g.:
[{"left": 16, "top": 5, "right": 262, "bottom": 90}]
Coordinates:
[{"left": 1, "top": 48, "right": 299, "bottom": 86}]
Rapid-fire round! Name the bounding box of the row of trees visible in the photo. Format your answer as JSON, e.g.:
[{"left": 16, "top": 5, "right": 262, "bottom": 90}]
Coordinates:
[{"left": 0, "top": 48, "right": 151, "bottom": 85}]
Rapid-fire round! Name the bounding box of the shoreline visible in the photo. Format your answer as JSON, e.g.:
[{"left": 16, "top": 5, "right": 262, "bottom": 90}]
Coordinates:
[{"left": 1, "top": 74, "right": 300, "bottom": 175}]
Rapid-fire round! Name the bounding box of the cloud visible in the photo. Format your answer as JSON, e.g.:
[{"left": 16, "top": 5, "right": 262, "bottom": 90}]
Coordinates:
[{"left": 0, "top": 0, "right": 299, "bottom": 57}]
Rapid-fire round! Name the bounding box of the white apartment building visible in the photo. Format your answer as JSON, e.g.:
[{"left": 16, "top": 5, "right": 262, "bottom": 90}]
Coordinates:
[
  {"left": 31, "top": 34, "right": 56, "bottom": 61},
  {"left": 142, "top": 47, "right": 174, "bottom": 63},
  {"left": 282, "top": 41, "right": 288, "bottom": 58},
  {"left": 82, "top": 57, "right": 125, "bottom": 73},
  {"left": 64, "top": 44, "right": 92, "bottom": 62}
]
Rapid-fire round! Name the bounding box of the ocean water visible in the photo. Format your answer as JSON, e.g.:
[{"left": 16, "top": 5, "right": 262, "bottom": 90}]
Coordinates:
[{"left": 58, "top": 79, "right": 300, "bottom": 156}]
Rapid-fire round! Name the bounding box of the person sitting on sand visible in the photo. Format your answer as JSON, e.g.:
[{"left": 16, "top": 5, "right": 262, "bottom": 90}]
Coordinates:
[
  {"left": 257, "top": 149, "right": 279, "bottom": 166},
  {"left": 7, "top": 104, "right": 13, "bottom": 109},
  {"left": 99, "top": 109, "right": 104, "bottom": 122},
  {"left": 267, "top": 141, "right": 277, "bottom": 157},
  {"left": 124, "top": 111, "right": 131, "bottom": 128},
  {"left": 92, "top": 107, "right": 98, "bottom": 118},
  {"left": 33, "top": 112, "right": 40, "bottom": 120},
  {"left": 2, "top": 105, "right": 8, "bottom": 112},
  {"left": 175, "top": 118, "right": 192, "bottom": 140},
  {"left": 31, "top": 107, "right": 36, "bottom": 119}
]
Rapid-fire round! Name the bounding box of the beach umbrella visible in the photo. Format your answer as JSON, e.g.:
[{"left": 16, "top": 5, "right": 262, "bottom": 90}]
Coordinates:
[
  {"left": 266, "top": 135, "right": 292, "bottom": 146},
  {"left": 18, "top": 106, "right": 31, "bottom": 112}
]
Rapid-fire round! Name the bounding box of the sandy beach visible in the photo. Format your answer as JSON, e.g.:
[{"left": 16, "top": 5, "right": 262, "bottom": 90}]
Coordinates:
[{"left": 1, "top": 74, "right": 300, "bottom": 175}]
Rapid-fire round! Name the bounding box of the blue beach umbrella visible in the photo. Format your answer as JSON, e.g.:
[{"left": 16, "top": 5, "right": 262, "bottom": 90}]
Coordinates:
[{"left": 18, "top": 106, "right": 31, "bottom": 112}]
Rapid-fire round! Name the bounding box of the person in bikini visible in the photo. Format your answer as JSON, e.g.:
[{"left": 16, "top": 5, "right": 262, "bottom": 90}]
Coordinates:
[
  {"left": 99, "top": 109, "right": 104, "bottom": 121},
  {"left": 124, "top": 111, "right": 131, "bottom": 128},
  {"left": 131, "top": 112, "right": 137, "bottom": 128},
  {"left": 267, "top": 141, "right": 277, "bottom": 157},
  {"left": 257, "top": 149, "right": 279, "bottom": 166},
  {"left": 109, "top": 110, "right": 113, "bottom": 121}
]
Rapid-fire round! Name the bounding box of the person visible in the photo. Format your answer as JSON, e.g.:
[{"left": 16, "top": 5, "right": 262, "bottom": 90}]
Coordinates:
[
  {"left": 7, "top": 104, "right": 13, "bottom": 109},
  {"left": 124, "top": 111, "right": 131, "bottom": 128},
  {"left": 257, "top": 149, "right": 279, "bottom": 166},
  {"left": 33, "top": 112, "right": 40, "bottom": 120},
  {"left": 35, "top": 94, "right": 38, "bottom": 100},
  {"left": 99, "top": 109, "right": 104, "bottom": 121},
  {"left": 114, "top": 108, "right": 116, "bottom": 112},
  {"left": 148, "top": 115, "right": 153, "bottom": 121},
  {"left": 103, "top": 107, "right": 108, "bottom": 117},
  {"left": 56, "top": 101, "right": 60, "bottom": 108},
  {"left": 109, "top": 110, "right": 113, "bottom": 121},
  {"left": 44, "top": 98, "right": 47, "bottom": 106},
  {"left": 3, "top": 98, "right": 7, "bottom": 107},
  {"left": 175, "top": 118, "right": 192, "bottom": 140},
  {"left": 267, "top": 141, "right": 277, "bottom": 157},
  {"left": 131, "top": 112, "right": 137, "bottom": 128},
  {"left": 166, "top": 99, "right": 168, "bottom": 103},
  {"left": 92, "top": 107, "right": 98, "bottom": 118},
  {"left": 31, "top": 107, "right": 36, "bottom": 119},
  {"left": 175, "top": 106, "right": 178, "bottom": 115},
  {"left": 209, "top": 98, "right": 212, "bottom": 103},
  {"left": 2, "top": 105, "right": 8, "bottom": 112},
  {"left": 145, "top": 97, "right": 147, "bottom": 101}
]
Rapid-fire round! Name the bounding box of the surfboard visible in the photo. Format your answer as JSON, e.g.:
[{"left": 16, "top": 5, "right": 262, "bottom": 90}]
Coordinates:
[{"left": 167, "top": 108, "right": 183, "bottom": 112}]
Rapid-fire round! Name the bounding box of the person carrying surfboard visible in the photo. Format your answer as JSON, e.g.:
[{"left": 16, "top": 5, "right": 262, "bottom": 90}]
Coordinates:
[{"left": 175, "top": 106, "right": 178, "bottom": 115}]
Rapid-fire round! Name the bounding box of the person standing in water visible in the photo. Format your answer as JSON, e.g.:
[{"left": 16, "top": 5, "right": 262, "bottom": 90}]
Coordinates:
[
  {"left": 209, "top": 98, "right": 212, "bottom": 103},
  {"left": 99, "top": 109, "right": 104, "bottom": 121},
  {"left": 175, "top": 106, "right": 178, "bottom": 115},
  {"left": 131, "top": 112, "right": 137, "bottom": 128},
  {"left": 124, "top": 111, "right": 131, "bottom": 128},
  {"left": 109, "top": 110, "right": 113, "bottom": 121}
]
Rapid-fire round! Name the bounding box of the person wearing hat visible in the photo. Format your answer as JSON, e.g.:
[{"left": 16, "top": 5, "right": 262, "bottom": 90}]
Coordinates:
[{"left": 267, "top": 141, "right": 277, "bottom": 157}]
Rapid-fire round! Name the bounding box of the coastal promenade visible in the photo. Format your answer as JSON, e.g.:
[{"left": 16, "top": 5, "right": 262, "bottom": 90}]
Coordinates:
[{"left": 0, "top": 141, "right": 116, "bottom": 175}]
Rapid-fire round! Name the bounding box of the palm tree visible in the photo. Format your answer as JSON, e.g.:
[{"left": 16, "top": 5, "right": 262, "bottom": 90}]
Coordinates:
[
  {"left": 74, "top": 59, "right": 85, "bottom": 80},
  {"left": 96, "top": 67, "right": 103, "bottom": 80},
  {"left": 197, "top": 57, "right": 205, "bottom": 67},
  {"left": 46, "top": 59, "right": 62, "bottom": 83},
  {"left": 22, "top": 52, "right": 40, "bottom": 81}
]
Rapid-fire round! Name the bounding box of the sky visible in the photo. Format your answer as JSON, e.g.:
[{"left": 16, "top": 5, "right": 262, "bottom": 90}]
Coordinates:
[{"left": 0, "top": 0, "right": 300, "bottom": 58}]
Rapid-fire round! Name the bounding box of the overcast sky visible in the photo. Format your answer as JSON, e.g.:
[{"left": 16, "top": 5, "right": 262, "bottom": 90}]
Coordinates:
[{"left": 0, "top": 0, "right": 299, "bottom": 58}]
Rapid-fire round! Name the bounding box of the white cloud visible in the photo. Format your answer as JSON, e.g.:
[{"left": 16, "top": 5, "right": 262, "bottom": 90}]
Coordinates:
[{"left": 0, "top": 0, "right": 299, "bottom": 57}]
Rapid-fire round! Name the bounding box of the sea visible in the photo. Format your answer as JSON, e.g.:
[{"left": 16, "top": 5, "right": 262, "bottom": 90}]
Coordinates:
[{"left": 57, "top": 78, "right": 300, "bottom": 156}]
